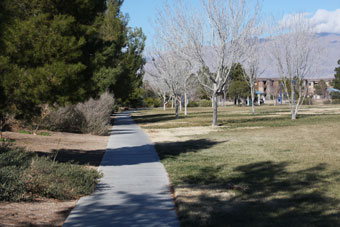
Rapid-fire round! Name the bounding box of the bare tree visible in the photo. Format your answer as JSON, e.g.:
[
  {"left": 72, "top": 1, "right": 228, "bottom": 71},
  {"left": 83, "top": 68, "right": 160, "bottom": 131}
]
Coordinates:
[
  {"left": 146, "top": 49, "right": 191, "bottom": 119},
  {"left": 155, "top": 0, "right": 260, "bottom": 126},
  {"left": 242, "top": 38, "right": 263, "bottom": 114},
  {"left": 269, "top": 14, "right": 319, "bottom": 119},
  {"left": 144, "top": 71, "right": 170, "bottom": 111}
]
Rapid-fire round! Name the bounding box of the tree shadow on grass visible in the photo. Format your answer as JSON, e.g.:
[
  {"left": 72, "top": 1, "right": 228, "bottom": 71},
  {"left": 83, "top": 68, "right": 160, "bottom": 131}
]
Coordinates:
[
  {"left": 218, "top": 116, "right": 290, "bottom": 127},
  {"left": 96, "top": 139, "right": 222, "bottom": 166},
  {"left": 155, "top": 139, "right": 224, "bottom": 160},
  {"left": 177, "top": 161, "right": 340, "bottom": 227},
  {"left": 132, "top": 113, "right": 177, "bottom": 125}
]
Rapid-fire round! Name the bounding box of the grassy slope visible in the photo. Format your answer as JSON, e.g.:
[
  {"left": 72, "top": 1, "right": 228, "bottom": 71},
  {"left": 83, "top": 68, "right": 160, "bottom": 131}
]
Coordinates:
[{"left": 132, "top": 105, "right": 340, "bottom": 227}]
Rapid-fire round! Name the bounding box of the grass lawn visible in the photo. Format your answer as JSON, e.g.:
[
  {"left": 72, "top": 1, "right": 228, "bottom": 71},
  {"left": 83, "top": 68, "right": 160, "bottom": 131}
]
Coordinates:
[{"left": 132, "top": 105, "right": 340, "bottom": 227}]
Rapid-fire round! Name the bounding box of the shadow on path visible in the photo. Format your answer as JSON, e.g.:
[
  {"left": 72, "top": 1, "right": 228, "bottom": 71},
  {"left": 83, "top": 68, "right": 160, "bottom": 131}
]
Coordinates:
[{"left": 64, "top": 185, "right": 178, "bottom": 227}]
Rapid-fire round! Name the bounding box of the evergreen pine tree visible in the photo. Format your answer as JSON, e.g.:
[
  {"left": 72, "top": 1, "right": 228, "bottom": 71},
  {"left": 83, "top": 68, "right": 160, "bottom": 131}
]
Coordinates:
[
  {"left": 228, "top": 64, "right": 251, "bottom": 103},
  {"left": 0, "top": 0, "right": 146, "bottom": 122},
  {"left": 333, "top": 60, "right": 340, "bottom": 90}
]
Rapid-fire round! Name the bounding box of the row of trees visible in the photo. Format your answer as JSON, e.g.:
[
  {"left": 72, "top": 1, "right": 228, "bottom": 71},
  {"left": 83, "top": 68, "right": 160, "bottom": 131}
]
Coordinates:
[
  {"left": 0, "top": 0, "right": 145, "bottom": 129},
  {"left": 146, "top": 0, "right": 320, "bottom": 125}
]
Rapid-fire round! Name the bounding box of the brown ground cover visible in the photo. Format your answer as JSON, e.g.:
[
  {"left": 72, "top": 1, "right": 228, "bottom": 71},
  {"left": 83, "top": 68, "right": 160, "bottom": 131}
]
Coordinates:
[{"left": 0, "top": 130, "right": 109, "bottom": 227}]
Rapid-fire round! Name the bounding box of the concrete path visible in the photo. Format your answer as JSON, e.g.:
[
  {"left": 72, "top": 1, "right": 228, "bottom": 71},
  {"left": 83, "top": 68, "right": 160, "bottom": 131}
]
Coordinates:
[{"left": 63, "top": 111, "right": 179, "bottom": 227}]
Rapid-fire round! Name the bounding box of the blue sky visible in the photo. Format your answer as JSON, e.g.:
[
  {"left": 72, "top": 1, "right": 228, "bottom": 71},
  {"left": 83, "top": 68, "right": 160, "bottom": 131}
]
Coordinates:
[{"left": 121, "top": 0, "right": 340, "bottom": 47}]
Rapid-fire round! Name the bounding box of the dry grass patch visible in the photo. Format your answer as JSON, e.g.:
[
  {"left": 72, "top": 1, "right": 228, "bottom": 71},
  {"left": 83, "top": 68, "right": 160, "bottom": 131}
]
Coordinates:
[
  {"left": 135, "top": 105, "right": 340, "bottom": 227},
  {"left": 145, "top": 126, "right": 221, "bottom": 143}
]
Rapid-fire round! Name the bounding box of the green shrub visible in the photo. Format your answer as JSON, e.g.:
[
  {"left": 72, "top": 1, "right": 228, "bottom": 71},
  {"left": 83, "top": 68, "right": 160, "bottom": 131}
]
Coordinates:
[
  {"left": 26, "top": 157, "right": 102, "bottom": 200},
  {"left": 112, "top": 104, "right": 120, "bottom": 113},
  {"left": 331, "top": 92, "right": 340, "bottom": 100},
  {"left": 199, "top": 99, "right": 212, "bottom": 107},
  {"left": 188, "top": 100, "right": 199, "bottom": 107},
  {"left": 0, "top": 166, "right": 27, "bottom": 201},
  {"left": 323, "top": 100, "right": 332, "bottom": 104},
  {"left": 0, "top": 138, "right": 15, "bottom": 143},
  {"left": 302, "top": 97, "right": 313, "bottom": 105},
  {"left": 0, "top": 146, "right": 102, "bottom": 201},
  {"left": 143, "top": 97, "right": 161, "bottom": 108},
  {"left": 39, "top": 132, "right": 50, "bottom": 136},
  {"left": 19, "top": 130, "right": 32, "bottom": 134},
  {"left": 0, "top": 147, "right": 34, "bottom": 201},
  {"left": 332, "top": 99, "right": 340, "bottom": 104}
]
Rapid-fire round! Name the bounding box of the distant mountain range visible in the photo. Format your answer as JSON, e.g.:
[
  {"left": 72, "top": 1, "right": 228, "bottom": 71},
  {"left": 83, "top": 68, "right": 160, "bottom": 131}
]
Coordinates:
[
  {"left": 259, "top": 33, "right": 340, "bottom": 79},
  {"left": 144, "top": 33, "right": 340, "bottom": 80}
]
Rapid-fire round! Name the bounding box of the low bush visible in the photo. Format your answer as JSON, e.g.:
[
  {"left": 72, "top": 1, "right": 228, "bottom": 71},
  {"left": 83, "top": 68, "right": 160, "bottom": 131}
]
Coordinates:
[
  {"left": 323, "top": 100, "right": 332, "bottom": 104},
  {"left": 323, "top": 99, "right": 340, "bottom": 104},
  {"left": 302, "top": 97, "right": 313, "bottom": 105},
  {"left": 332, "top": 99, "right": 340, "bottom": 104},
  {"left": 76, "top": 92, "right": 115, "bottom": 135},
  {"left": 47, "top": 105, "right": 84, "bottom": 133},
  {"left": 26, "top": 157, "right": 101, "bottom": 200},
  {"left": 47, "top": 92, "right": 114, "bottom": 135},
  {"left": 112, "top": 104, "right": 120, "bottom": 113},
  {"left": 0, "top": 145, "right": 102, "bottom": 202},
  {"left": 331, "top": 92, "right": 340, "bottom": 100},
  {"left": 188, "top": 100, "right": 199, "bottom": 107},
  {"left": 143, "top": 97, "right": 161, "bottom": 108},
  {"left": 199, "top": 99, "right": 212, "bottom": 107},
  {"left": 0, "top": 146, "right": 34, "bottom": 201}
]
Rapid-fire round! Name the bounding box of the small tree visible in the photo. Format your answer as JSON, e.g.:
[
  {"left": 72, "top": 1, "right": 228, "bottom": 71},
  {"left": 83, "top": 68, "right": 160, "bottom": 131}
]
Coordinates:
[
  {"left": 314, "top": 80, "right": 328, "bottom": 99},
  {"left": 333, "top": 60, "right": 340, "bottom": 90},
  {"left": 146, "top": 49, "right": 191, "bottom": 119},
  {"left": 269, "top": 13, "right": 319, "bottom": 120},
  {"left": 144, "top": 70, "right": 171, "bottom": 111},
  {"left": 228, "top": 64, "right": 250, "bottom": 105},
  {"left": 242, "top": 38, "right": 263, "bottom": 114}
]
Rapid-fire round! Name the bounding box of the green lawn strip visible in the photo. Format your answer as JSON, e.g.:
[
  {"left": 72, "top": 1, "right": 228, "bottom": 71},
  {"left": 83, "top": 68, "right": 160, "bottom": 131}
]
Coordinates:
[
  {"left": 19, "top": 130, "right": 32, "bottom": 135},
  {"left": 134, "top": 106, "right": 340, "bottom": 226}
]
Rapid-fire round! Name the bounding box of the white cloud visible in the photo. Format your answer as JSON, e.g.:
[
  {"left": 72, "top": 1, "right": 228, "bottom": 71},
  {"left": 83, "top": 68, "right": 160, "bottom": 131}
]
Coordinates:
[
  {"left": 280, "top": 9, "right": 340, "bottom": 34},
  {"left": 310, "top": 9, "right": 340, "bottom": 33}
]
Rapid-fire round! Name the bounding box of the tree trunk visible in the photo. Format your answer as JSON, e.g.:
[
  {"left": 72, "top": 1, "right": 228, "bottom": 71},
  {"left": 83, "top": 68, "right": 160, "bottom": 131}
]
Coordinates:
[
  {"left": 291, "top": 111, "right": 296, "bottom": 120},
  {"left": 175, "top": 94, "right": 179, "bottom": 119},
  {"left": 223, "top": 90, "right": 227, "bottom": 106},
  {"left": 291, "top": 81, "right": 296, "bottom": 120},
  {"left": 171, "top": 97, "right": 174, "bottom": 109},
  {"left": 0, "top": 121, "right": 3, "bottom": 139},
  {"left": 179, "top": 96, "right": 182, "bottom": 112},
  {"left": 212, "top": 93, "right": 218, "bottom": 126},
  {"left": 184, "top": 92, "right": 188, "bottom": 116},
  {"left": 251, "top": 85, "right": 255, "bottom": 115},
  {"left": 163, "top": 96, "right": 166, "bottom": 111},
  {"left": 0, "top": 117, "right": 3, "bottom": 139}
]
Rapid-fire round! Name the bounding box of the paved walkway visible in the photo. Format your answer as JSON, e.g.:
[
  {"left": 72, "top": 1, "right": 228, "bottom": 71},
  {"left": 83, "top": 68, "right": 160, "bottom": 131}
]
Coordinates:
[{"left": 63, "top": 112, "right": 179, "bottom": 227}]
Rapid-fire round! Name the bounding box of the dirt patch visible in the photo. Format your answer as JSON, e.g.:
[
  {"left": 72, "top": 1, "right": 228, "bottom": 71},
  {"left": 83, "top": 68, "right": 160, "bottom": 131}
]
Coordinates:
[
  {"left": 299, "top": 107, "right": 340, "bottom": 115},
  {"left": 271, "top": 107, "right": 340, "bottom": 115},
  {"left": 0, "top": 199, "right": 77, "bottom": 227},
  {"left": 3, "top": 131, "right": 108, "bottom": 168},
  {"left": 144, "top": 126, "right": 221, "bottom": 143},
  {"left": 0, "top": 130, "right": 109, "bottom": 227}
]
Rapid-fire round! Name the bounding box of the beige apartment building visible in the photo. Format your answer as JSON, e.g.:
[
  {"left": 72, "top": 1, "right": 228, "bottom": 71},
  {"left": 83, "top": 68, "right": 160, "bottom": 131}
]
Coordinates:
[{"left": 255, "top": 78, "right": 333, "bottom": 102}]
